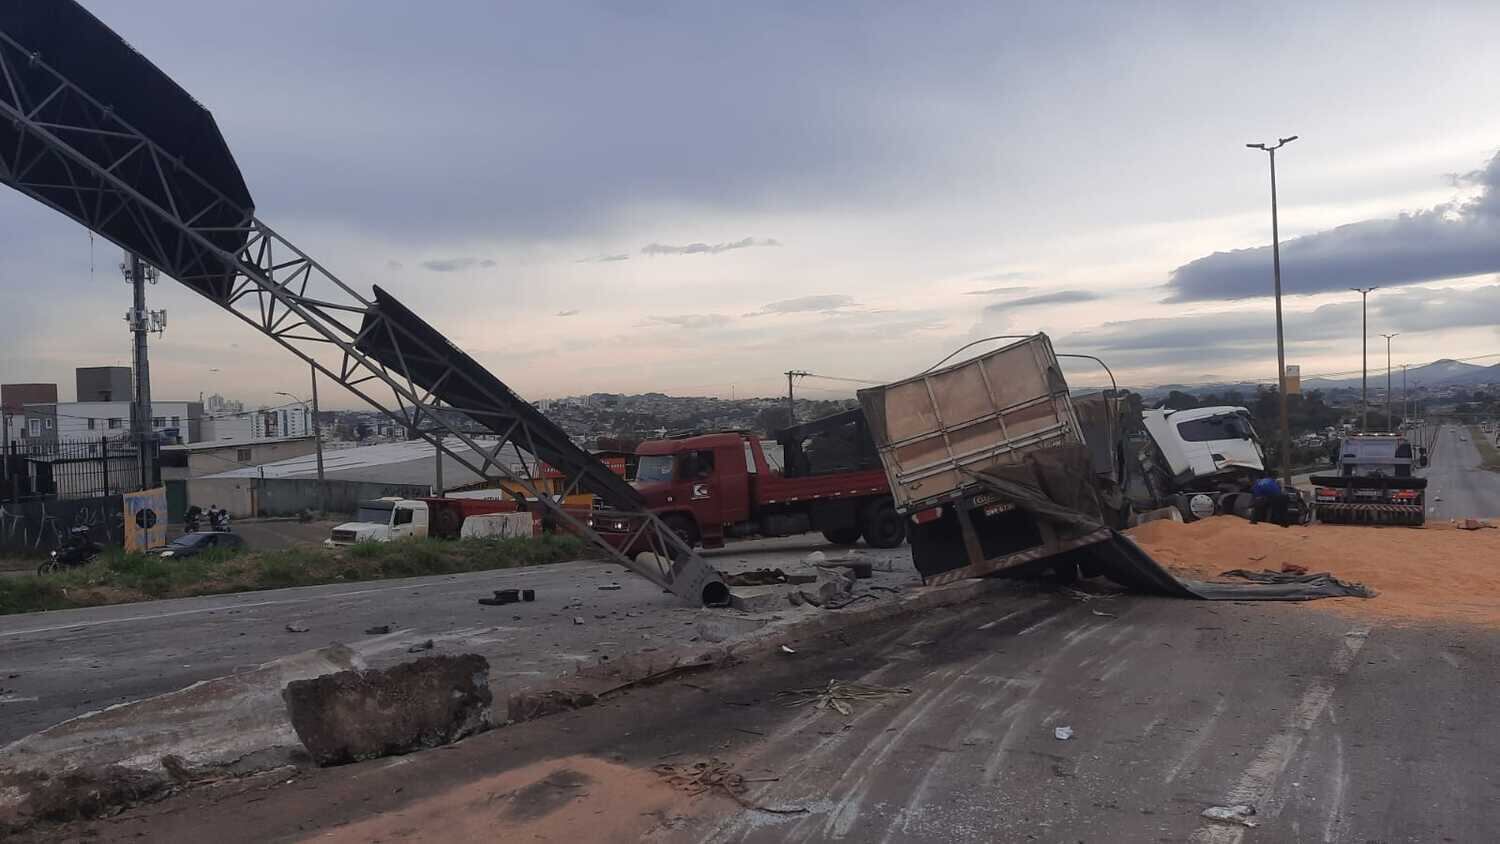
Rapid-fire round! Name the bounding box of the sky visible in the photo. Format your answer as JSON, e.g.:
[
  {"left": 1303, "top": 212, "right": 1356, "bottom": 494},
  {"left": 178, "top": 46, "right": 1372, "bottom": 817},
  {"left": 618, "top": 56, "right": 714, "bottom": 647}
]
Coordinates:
[{"left": 5, "top": 1, "right": 1500, "bottom": 409}]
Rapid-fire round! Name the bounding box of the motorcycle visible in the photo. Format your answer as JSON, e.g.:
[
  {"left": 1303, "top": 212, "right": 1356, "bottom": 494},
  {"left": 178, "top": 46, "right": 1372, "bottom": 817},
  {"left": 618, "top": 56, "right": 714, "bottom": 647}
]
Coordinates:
[{"left": 37, "top": 526, "right": 103, "bottom": 575}]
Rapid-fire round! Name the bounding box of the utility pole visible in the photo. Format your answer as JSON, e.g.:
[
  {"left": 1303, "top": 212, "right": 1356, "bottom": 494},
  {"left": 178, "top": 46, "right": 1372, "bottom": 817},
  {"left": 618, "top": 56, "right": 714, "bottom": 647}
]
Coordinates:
[
  {"left": 123, "top": 252, "right": 165, "bottom": 490},
  {"left": 1248, "top": 135, "right": 1297, "bottom": 485},
  {"left": 1400, "top": 363, "right": 1408, "bottom": 431},
  {"left": 277, "top": 376, "right": 327, "bottom": 511},
  {"left": 784, "top": 370, "right": 809, "bottom": 427},
  {"left": 1380, "top": 333, "right": 1398, "bottom": 432},
  {"left": 1350, "top": 286, "right": 1376, "bottom": 432},
  {"left": 310, "top": 365, "right": 325, "bottom": 510}
]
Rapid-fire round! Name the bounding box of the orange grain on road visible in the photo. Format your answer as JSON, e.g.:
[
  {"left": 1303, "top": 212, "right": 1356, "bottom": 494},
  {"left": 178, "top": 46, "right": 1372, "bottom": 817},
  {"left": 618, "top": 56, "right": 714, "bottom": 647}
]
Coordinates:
[{"left": 1128, "top": 516, "right": 1500, "bottom": 628}]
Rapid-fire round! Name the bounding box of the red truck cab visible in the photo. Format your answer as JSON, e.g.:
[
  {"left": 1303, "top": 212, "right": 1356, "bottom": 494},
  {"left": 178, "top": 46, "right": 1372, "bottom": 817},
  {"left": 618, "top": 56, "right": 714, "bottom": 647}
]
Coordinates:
[{"left": 597, "top": 410, "right": 905, "bottom": 552}]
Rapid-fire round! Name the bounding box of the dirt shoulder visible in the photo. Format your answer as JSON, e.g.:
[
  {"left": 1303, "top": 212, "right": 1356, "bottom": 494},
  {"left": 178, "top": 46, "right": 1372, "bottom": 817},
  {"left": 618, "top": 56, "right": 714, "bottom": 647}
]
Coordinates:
[{"left": 1128, "top": 515, "right": 1500, "bottom": 627}]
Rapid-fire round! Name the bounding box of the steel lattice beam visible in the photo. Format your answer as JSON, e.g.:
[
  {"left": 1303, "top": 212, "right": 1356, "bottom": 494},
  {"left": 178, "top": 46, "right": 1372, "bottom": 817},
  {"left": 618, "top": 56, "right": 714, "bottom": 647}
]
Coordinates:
[{"left": 0, "top": 21, "right": 726, "bottom": 606}]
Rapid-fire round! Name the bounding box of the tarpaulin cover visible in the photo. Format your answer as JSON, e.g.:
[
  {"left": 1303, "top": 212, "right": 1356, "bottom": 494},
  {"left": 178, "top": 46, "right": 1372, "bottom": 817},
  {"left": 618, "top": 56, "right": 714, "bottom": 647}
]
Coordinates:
[{"left": 970, "top": 446, "right": 1373, "bottom": 602}]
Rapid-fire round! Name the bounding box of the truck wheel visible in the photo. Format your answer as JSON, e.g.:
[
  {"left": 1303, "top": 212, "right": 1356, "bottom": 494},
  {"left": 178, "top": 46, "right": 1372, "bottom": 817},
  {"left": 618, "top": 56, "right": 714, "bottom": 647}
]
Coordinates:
[
  {"left": 821, "top": 526, "right": 862, "bottom": 546},
  {"left": 861, "top": 499, "right": 906, "bottom": 548},
  {"left": 660, "top": 514, "right": 699, "bottom": 548}
]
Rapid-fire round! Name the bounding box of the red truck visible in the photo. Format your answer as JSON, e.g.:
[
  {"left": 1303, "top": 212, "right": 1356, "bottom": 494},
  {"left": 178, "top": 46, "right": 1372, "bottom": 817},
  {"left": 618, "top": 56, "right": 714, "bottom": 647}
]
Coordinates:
[{"left": 590, "top": 410, "right": 906, "bottom": 552}]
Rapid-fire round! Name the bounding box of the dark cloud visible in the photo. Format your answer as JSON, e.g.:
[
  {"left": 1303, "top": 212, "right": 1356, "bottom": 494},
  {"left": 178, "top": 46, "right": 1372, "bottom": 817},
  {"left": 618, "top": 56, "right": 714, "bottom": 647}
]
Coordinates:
[
  {"left": 965, "top": 286, "right": 1032, "bottom": 296},
  {"left": 641, "top": 237, "right": 781, "bottom": 256},
  {"left": 745, "top": 294, "right": 856, "bottom": 317},
  {"left": 1064, "top": 283, "right": 1500, "bottom": 372},
  {"left": 576, "top": 254, "right": 630, "bottom": 263},
  {"left": 556, "top": 309, "right": 580, "bottom": 317},
  {"left": 419, "top": 257, "right": 497, "bottom": 272},
  {"left": 984, "top": 290, "right": 1099, "bottom": 311},
  {"left": 645, "top": 313, "right": 733, "bottom": 329},
  {"left": 1166, "top": 150, "right": 1500, "bottom": 302}
]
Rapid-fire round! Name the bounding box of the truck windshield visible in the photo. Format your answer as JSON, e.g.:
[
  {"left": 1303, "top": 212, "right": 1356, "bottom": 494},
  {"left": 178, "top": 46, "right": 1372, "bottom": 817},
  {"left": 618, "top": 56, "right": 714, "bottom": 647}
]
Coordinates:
[
  {"left": 1176, "top": 412, "right": 1257, "bottom": 443},
  {"left": 635, "top": 455, "right": 674, "bottom": 483},
  {"left": 355, "top": 503, "right": 393, "bottom": 523}
]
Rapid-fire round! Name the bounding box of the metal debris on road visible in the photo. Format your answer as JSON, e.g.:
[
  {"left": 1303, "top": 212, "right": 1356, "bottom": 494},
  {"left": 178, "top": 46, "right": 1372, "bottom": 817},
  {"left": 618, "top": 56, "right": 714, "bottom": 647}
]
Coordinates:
[
  {"left": 285, "top": 622, "right": 310, "bottom": 633},
  {"left": 573, "top": 616, "right": 586, "bottom": 625},
  {"left": 1054, "top": 725, "right": 1074, "bottom": 740},
  {"left": 599, "top": 583, "right": 622, "bottom": 591},
  {"left": 1201, "top": 804, "right": 1259, "bottom": 827},
  {"left": 776, "top": 679, "right": 913, "bottom": 716},
  {"left": 364, "top": 624, "right": 392, "bottom": 635},
  {"left": 652, "top": 758, "right": 806, "bottom": 815}
]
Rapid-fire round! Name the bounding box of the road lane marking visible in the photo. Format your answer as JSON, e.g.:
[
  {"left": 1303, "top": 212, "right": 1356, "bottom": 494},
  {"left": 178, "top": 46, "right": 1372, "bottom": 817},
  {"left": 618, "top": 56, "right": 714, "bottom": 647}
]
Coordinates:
[{"left": 1189, "top": 626, "right": 1371, "bottom": 843}]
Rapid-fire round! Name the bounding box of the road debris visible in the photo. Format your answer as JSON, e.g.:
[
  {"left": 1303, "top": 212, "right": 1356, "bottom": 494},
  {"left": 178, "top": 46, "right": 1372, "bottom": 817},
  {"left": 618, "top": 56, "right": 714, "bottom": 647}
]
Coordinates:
[
  {"left": 285, "top": 622, "right": 310, "bottom": 633},
  {"left": 478, "top": 589, "right": 521, "bottom": 606},
  {"left": 652, "top": 758, "right": 806, "bottom": 815},
  {"left": 1457, "top": 518, "right": 1495, "bottom": 530},
  {"left": 780, "top": 645, "right": 796, "bottom": 654},
  {"left": 1090, "top": 609, "right": 1116, "bottom": 618},
  {"left": 776, "top": 679, "right": 912, "bottom": 715},
  {"left": 364, "top": 624, "right": 392, "bottom": 635},
  {"left": 522, "top": 589, "right": 536, "bottom": 601},
  {"left": 722, "top": 568, "right": 818, "bottom": 587},
  {"left": 1054, "top": 726, "right": 1074, "bottom": 740},
  {"left": 407, "top": 639, "right": 435, "bottom": 653},
  {"left": 282, "top": 654, "right": 492, "bottom": 766},
  {"left": 573, "top": 616, "right": 586, "bottom": 625},
  {"left": 599, "top": 583, "right": 622, "bottom": 591},
  {"left": 1280, "top": 562, "right": 1309, "bottom": 575},
  {"left": 1201, "top": 804, "right": 1259, "bottom": 827}
]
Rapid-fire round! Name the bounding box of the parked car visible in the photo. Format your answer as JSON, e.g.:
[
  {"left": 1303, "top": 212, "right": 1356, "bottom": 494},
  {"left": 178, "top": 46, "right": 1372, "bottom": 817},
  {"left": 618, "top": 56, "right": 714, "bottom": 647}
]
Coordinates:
[{"left": 154, "top": 531, "right": 246, "bottom": 559}]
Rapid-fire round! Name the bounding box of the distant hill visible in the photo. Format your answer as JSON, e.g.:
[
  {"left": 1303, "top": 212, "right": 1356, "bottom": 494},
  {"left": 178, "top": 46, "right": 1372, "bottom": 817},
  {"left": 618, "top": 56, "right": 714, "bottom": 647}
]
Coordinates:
[
  {"left": 1303, "top": 359, "right": 1499, "bottom": 390},
  {"left": 1135, "top": 359, "right": 1500, "bottom": 399}
]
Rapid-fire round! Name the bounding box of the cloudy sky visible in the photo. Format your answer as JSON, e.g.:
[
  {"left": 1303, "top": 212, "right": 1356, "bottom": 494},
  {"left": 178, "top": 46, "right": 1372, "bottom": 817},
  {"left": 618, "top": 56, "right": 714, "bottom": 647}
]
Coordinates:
[{"left": 6, "top": 1, "right": 1500, "bottom": 408}]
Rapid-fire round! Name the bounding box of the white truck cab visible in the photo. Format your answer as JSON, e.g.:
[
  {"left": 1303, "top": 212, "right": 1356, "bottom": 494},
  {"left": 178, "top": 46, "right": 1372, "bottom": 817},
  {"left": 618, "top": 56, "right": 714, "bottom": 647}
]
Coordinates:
[
  {"left": 1141, "top": 406, "right": 1265, "bottom": 481},
  {"left": 325, "top": 497, "right": 430, "bottom": 546}
]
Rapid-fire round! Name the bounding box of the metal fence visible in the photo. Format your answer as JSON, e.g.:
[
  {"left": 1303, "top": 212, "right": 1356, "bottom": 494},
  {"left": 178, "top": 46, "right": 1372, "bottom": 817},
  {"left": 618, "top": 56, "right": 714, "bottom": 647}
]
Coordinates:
[{"left": 1, "top": 436, "right": 156, "bottom": 502}]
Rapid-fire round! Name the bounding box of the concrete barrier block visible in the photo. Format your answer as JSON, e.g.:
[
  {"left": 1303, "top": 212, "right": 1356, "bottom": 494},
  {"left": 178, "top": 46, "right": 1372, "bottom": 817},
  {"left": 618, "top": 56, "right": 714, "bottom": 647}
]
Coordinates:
[{"left": 282, "top": 654, "right": 492, "bottom": 766}]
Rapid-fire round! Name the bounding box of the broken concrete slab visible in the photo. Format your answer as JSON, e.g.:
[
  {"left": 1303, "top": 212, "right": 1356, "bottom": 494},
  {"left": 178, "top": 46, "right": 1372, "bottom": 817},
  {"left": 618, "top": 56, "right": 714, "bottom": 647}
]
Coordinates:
[
  {"left": 282, "top": 654, "right": 492, "bottom": 767},
  {"left": 728, "top": 585, "right": 788, "bottom": 613}
]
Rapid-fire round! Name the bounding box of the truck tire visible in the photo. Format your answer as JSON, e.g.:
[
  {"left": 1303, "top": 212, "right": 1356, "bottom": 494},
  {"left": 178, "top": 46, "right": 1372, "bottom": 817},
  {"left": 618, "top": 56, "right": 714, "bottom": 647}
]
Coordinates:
[
  {"left": 821, "top": 526, "right": 862, "bottom": 546},
  {"left": 660, "top": 514, "right": 699, "bottom": 548},
  {"left": 861, "top": 499, "right": 906, "bottom": 548}
]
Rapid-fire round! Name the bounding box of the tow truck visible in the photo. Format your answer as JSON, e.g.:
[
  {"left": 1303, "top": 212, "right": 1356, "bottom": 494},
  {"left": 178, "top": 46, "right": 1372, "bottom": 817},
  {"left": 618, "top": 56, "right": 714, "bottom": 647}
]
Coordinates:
[{"left": 1312, "top": 434, "right": 1427, "bottom": 525}]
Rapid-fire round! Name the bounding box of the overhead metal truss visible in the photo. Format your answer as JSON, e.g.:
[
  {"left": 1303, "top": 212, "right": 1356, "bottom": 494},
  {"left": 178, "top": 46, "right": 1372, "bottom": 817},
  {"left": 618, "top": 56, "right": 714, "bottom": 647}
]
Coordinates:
[{"left": 0, "top": 23, "right": 727, "bottom": 605}]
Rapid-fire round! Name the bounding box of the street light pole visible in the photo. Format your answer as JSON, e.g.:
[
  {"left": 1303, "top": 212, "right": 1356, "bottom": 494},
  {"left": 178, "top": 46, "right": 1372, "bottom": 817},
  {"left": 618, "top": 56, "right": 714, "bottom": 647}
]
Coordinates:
[
  {"left": 276, "top": 383, "right": 326, "bottom": 512},
  {"left": 1248, "top": 135, "right": 1298, "bottom": 485},
  {"left": 1401, "top": 364, "right": 1408, "bottom": 429},
  {"left": 1380, "top": 333, "right": 1399, "bottom": 432},
  {"left": 1350, "top": 287, "right": 1376, "bottom": 432}
]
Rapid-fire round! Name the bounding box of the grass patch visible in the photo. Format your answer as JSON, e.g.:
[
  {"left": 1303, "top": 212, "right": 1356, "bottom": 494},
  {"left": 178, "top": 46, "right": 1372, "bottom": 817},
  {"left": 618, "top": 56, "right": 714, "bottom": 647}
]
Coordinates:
[
  {"left": 1468, "top": 426, "right": 1500, "bottom": 471},
  {"left": 0, "top": 533, "right": 589, "bottom": 616}
]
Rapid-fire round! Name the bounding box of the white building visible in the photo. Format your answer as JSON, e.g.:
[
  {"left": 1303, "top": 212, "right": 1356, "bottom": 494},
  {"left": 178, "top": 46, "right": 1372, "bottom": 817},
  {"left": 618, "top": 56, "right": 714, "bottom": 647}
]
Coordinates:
[
  {"left": 53, "top": 400, "right": 204, "bottom": 443},
  {"left": 199, "top": 405, "right": 312, "bottom": 443}
]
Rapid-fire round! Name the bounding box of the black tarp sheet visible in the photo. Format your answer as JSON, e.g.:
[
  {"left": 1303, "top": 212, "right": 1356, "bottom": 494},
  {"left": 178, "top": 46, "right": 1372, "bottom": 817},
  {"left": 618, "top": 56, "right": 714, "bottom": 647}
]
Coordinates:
[{"left": 970, "top": 446, "right": 1373, "bottom": 602}]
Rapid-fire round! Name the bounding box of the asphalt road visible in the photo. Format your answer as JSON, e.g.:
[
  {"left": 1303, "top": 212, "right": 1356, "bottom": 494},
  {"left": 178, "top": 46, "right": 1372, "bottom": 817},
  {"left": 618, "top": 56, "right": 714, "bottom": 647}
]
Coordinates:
[
  {"left": 1423, "top": 423, "right": 1500, "bottom": 520},
  {"left": 54, "top": 588, "right": 1500, "bottom": 843},
  {"left": 0, "top": 536, "right": 916, "bottom": 745}
]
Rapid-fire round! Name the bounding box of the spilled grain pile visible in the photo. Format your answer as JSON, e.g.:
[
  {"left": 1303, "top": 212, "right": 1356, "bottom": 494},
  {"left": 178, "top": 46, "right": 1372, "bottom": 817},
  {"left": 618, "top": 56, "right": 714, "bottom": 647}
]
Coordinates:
[{"left": 1127, "top": 516, "right": 1500, "bottom": 627}]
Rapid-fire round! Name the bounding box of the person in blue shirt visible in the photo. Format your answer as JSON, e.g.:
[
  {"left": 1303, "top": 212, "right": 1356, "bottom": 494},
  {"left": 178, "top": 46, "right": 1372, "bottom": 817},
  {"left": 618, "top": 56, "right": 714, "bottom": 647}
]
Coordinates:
[{"left": 1249, "top": 476, "right": 1290, "bottom": 527}]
